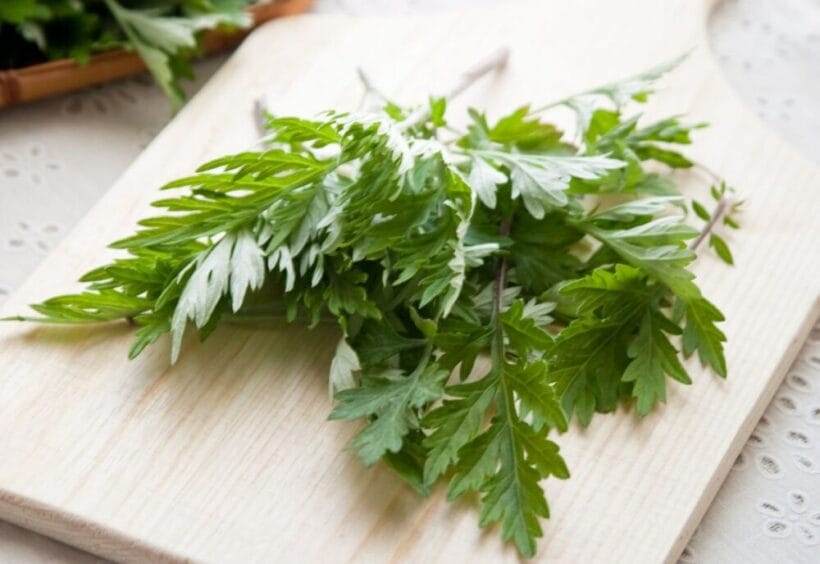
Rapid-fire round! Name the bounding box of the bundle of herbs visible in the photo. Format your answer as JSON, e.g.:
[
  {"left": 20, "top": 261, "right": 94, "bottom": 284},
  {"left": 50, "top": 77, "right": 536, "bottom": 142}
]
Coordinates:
[
  {"left": 0, "top": 0, "right": 256, "bottom": 107},
  {"left": 10, "top": 50, "right": 742, "bottom": 557}
]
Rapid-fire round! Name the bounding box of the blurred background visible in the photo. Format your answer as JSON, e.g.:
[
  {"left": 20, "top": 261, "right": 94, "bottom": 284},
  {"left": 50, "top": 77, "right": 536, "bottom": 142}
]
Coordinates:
[{"left": 0, "top": 0, "right": 818, "bottom": 562}]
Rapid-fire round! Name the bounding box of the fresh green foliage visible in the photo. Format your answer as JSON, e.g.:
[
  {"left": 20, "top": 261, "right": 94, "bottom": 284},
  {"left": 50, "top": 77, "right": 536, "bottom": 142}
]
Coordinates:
[
  {"left": 11, "top": 56, "right": 739, "bottom": 557},
  {"left": 0, "top": 0, "right": 253, "bottom": 108}
]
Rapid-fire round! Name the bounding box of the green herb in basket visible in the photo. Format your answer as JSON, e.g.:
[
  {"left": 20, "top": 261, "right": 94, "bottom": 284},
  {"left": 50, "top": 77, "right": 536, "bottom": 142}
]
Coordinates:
[{"left": 0, "top": 0, "right": 256, "bottom": 108}]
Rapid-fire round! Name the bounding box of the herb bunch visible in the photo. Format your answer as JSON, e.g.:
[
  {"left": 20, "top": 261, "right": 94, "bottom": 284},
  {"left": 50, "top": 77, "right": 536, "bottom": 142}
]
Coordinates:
[
  {"left": 0, "top": 0, "right": 255, "bottom": 108},
  {"left": 13, "top": 50, "right": 739, "bottom": 557}
]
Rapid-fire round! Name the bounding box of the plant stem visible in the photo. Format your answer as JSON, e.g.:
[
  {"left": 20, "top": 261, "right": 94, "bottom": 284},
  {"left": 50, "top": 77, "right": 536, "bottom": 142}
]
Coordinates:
[
  {"left": 491, "top": 218, "right": 519, "bottom": 461},
  {"left": 690, "top": 197, "right": 729, "bottom": 251},
  {"left": 491, "top": 218, "right": 511, "bottom": 358},
  {"left": 253, "top": 98, "right": 268, "bottom": 136},
  {"left": 398, "top": 46, "right": 510, "bottom": 131},
  {"left": 694, "top": 162, "right": 722, "bottom": 185},
  {"left": 356, "top": 67, "right": 389, "bottom": 103}
]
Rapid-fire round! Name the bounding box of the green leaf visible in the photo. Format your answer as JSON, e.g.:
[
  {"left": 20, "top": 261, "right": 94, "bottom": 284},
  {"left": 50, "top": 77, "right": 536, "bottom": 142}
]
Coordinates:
[
  {"left": 632, "top": 173, "right": 678, "bottom": 196},
  {"left": 501, "top": 300, "right": 553, "bottom": 358},
  {"left": 692, "top": 200, "right": 710, "bottom": 221},
  {"left": 423, "top": 379, "right": 496, "bottom": 484},
  {"left": 429, "top": 96, "right": 447, "bottom": 127},
  {"left": 466, "top": 156, "right": 506, "bottom": 209},
  {"left": 723, "top": 215, "right": 740, "bottom": 229},
  {"left": 324, "top": 269, "right": 381, "bottom": 320},
  {"left": 434, "top": 317, "right": 493, "bottom": 379},
  {"left": 477, "top": 421, "right": 547, "bottom": 558},
  {"left": 474, "top": 415, "right": 567, "bottom": 558},
  {"left": 682, "top": 297, "right": 727, "bottom": 378},
  {"left": 507, "top": 359, "right": 568, "bottom": 432},
  {"left": 634, "top": 145, "right": 693, "bottom": 168},
  {"left": 0, "top": 0, "right": 51, "bottom": 24},
  {"left": 24, "top": 290, "right": 153, "bottom": 324},
  {"left": 442, "top": 294, "right": 569, "bottom": 557},
  {"left": 383, "top": 430, "right": 430, "bottom": 496},
  {"left": 482, "top": 151, "right": 623, "bottom": 219},
  {"left": 552, "top": 265, "right": 653, "bottom": 423},
  {"left": 623, "top": 310, "right": 690, "bottom": 416},
  {"left": 129, "top": 312, "right": 171, "bottom": 359},
  {"left": 548, "top": 316, "right": 632, "bottom": 425},
  {"left": 329, "top": 337, "right": 360, "bottom": 394},
  {"left": 560, "top": 264, "right": 652, "bottom": 317},
  {"left": 709, "top": 233, "right": 734, "bottom": 265},
  {"left": 447, "top": 421, "right": 503, "bottom": 499},
  {"left": 585, "top": 109, "right": 621, "bottom": 145},
  {"left": 104, "top": 0, "right": 250, "bottom": 109},
  {"left": 330, "top": 363, "right": 448, "bottom": 466},
  {"left": 488, "top": 105, "right": 571, "bottom": 152},
  {"left": 509, "top": 211, "right": 584, "bottom": 293},
  {"left": 354, "top": 319, "right": 426, "bottom": 367},
  {"left": 583, "top": 216, "right": 699, "bottom": 299},
  {"left": 593, "top": 196, "right": 684, "bottom": 223}
]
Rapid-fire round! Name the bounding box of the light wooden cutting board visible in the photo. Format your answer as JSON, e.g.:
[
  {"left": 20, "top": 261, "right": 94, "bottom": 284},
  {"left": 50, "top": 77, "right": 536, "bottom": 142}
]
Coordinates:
[{"left": 1, "top": 0, "right": 818, "bottom": 562}]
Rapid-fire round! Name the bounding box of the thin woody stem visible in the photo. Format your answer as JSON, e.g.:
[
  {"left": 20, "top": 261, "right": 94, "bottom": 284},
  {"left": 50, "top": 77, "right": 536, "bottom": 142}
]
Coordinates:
[
  {"left": 694, "top": 162, "right": 722, "bottom": 185},
  {"left": 398, "top": 46, "right": 510, "bottom": 131},
  {"left": 493, "top": 219, "right": 511, "bottom": 324},
  {"left": 690, "top": 197, "right": 729, "bottom": 251},
  {"left": 690, "top": 162, "right": 733, "bottom": 252},
  {"left": 356, "top": 67, "right": 389, "bottom": 103},
  {"left": 253, "top": 99, "right": 268, "bottom": 137}
]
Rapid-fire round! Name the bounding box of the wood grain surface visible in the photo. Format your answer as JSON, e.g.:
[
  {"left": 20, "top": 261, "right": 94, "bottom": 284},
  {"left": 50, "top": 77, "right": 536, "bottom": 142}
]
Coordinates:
[{"left": 1, "top": 0, "right": 818, "bottom": 562}]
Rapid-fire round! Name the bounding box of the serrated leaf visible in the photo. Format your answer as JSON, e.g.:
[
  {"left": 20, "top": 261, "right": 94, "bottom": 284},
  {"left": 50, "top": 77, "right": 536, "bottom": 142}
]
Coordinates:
[
  {"left": 423, "top": 379, "right": 497, "bottom": 484},
  {"left": 447, "top": 422, "right": 503, "bottom": 499},
  {"left": 329, "top": 337, "right": 360, "bottom": 394},
  {"left": 548, "top": 316, "right": 632, "bottom": 425},
  {"left": 466, "top": 156, "right": 507, "bottom": 208},
  {"left": 552, "top": 265, "right": 655, "bottom": 423},
  {"left": 682, "top": 297, "right": 727, "bottom": 378},
  {"left": 383, "top": 430, "right": 430, "bottom": 496},
  {"left": 434, "top": 317, "right": 493, "bottom": 378},
  {"left": 501, "top": 300, "right": 553, "bottom": 358},
  {"left": 170, "top": 230, "right": 267, "bottom": 362},
  {"left": 477, "top": 151, "right": 624, "bottom": 219},
  {"left": 508, "top": 210, "right": 584, "bottom": 293},
  {"left": 507, "top": 360, "right": 568, "bottom": 432},
  {"left": 330, "top": 364, "right": 448, "bottom": 466},
  {"left": 584, "top": 217, "right": 699, "bottom": 299},
  {"left": 623, "top": 311, "right": 690, "bottom": 415},
  {"left": 560, "top": 264, "right": 651, "bottom": 317},
  {"left": 475, "top": 416, "right": 567, "bottom": 558}
]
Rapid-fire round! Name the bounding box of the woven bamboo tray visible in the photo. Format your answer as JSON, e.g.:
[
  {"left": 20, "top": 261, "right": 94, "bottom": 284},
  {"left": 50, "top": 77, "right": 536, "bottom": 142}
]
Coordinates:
[{"left": 0, "top": 0, "right": 313, "bottom": 109}]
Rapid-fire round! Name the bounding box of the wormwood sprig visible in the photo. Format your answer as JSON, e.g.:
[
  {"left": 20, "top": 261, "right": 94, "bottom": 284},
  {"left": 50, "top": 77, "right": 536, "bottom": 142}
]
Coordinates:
[
  {"left": 9, "top": 50, "right": 739, "bottom": 557},
  {"left": 690, "top": 175, "right": 743, "bottom": 264}
]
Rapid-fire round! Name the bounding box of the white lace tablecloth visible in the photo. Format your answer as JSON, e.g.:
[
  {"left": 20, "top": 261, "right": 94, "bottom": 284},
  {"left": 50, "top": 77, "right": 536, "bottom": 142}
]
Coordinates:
[{"left": 0, "top": 0, "right": 818, "bottom": 561}]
